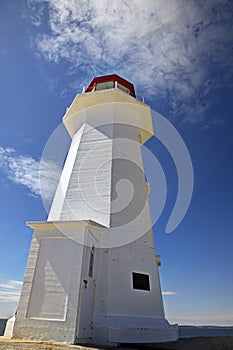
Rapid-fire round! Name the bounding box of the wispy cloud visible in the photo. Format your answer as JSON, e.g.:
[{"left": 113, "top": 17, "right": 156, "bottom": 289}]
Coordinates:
[
  {"left": 162, "top": 290, "right": 178, "bottom": 296},
  {"left": 24, "top": 0, "right": 46, "bottom": 26},
  {"left": 0, "top": 147, "right": 61, "bottom": 201},
  {"left": 0, "top": 147, "right": 41, "bottom": 196},
  {"left": 26, "top": 0, "right": 233, "bottom": 124},
  {"left": 0, "top": 280, "right": 22, "bottom": 303}
]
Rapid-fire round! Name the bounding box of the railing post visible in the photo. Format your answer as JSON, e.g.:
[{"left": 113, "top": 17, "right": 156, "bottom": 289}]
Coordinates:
[{"left": 115, "top": 81, "right": 117, "bottom": 89}]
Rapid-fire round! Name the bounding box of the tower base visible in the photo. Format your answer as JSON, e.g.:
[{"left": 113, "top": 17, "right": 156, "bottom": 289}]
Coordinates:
[
  {"left": 4, "top": 315, "right": 15, "bottom": 337},
  {"left": 88, "top": 316, "right": 178, "bottom": 346},
  {"left": 13, "top": 220, "right": 178, "bottom": 345}
]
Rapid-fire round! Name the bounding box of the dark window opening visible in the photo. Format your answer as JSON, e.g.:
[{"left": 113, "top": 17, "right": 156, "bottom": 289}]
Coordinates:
[
  {"left": 88, "top": 246, "right": 95, "bottom": 278},
  {"left": 132, "top": 272, "right": 150, "bottom": 291}
]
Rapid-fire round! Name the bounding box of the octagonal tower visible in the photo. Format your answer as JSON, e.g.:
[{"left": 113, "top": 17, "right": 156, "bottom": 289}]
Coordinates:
[{"left": 12, "top": 74, "right": 178, "bottom": 346}]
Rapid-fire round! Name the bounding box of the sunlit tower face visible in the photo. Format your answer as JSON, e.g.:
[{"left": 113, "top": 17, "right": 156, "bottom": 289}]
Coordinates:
[{"left": 12, "top": 74, "right": 178, "bottom": 346}]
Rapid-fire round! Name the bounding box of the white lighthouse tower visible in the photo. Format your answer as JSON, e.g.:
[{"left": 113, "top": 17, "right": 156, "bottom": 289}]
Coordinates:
[{"left": 13, "top": 74, "right": 178, "bottom": 345}]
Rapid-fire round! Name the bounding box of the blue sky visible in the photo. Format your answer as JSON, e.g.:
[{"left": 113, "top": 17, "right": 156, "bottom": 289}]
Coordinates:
[{"left": 0, "top": 0, "right": 233, "bottom": 325}]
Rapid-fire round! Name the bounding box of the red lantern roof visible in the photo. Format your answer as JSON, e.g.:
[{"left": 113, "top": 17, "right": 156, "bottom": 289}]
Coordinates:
[{"left": 85, "top": 74, "right": 136, "bottom": 98}]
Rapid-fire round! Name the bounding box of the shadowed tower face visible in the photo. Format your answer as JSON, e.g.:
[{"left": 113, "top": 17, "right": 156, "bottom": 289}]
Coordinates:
[{"left": 12, "top": 74, "right": 178, "bottom": 345}]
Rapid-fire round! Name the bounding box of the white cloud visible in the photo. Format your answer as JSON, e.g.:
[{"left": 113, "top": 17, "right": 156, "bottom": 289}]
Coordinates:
[
  {"left": 0, "top": 147, "right": 41, "bottom": 196},
  {"left": 24, "top": 0, "right": 46, "bottom": 26},
  {"left": 26, "top": 0, "right": 233, "bottom": 123},
  {"left": 162, "top": 290, "right": 178, "bottom": 296},
  {"left": 0, "top": 147, "right": 61, "bottom": 201},
  {"left": 0, "top": 280, "right": 23, "bottom": 303}
]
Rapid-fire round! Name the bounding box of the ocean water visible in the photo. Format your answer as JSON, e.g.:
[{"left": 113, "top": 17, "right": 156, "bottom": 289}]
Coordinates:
[
  {"left": 179, "top": 326, "right": 233, "bottom": 338},
  {"left": 0, "top": 319, "right": 7, "bottom": 336}
]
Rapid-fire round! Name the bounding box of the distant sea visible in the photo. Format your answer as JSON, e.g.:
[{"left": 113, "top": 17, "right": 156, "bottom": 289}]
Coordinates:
[
  {"left": 179, "top": 325, "right": 233, "bottom": 338},
  {"left": 0, "top": 319, "right": 7, "bottom": 336}
]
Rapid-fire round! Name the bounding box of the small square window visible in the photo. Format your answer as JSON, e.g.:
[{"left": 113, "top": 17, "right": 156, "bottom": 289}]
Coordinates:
[{"left": 132, "top": 272, "right": 150, "bottom": 291}]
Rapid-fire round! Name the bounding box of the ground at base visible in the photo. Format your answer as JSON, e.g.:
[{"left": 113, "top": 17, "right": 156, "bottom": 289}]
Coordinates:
[
  {"left": 1, "top": 336, "right": 233, "bottom": 350},
  {"left": 0, "top": 337, "right": 103, "bottom": 350}
]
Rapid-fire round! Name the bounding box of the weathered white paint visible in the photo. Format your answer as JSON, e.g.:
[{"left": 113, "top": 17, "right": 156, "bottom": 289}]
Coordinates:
[
  {"left": 13, "top": 87, "right": 178, "bottom": 345},
  {"left": 48, "top": 123, "right": 85, "bottom": 221},
  {"left": 13, "top": 221, "right": 100, "bottom": 343},
  {"left": 60, "top": 123, "right": 113, "bottom": 226},
  {"left": 4, "top": 315, "right": 15, "bottom": 337}
]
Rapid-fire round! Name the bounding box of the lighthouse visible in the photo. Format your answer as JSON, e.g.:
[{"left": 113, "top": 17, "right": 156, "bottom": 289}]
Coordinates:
[{"left": 12, "top": 74, "right": 178, "bottom": 345}]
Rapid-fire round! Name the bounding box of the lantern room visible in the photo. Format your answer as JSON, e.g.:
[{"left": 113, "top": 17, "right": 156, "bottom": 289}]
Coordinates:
[{"left": 85, "top": 74, "right": 136, "bottom": 97}]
